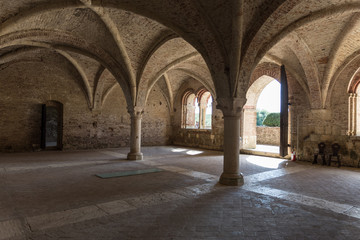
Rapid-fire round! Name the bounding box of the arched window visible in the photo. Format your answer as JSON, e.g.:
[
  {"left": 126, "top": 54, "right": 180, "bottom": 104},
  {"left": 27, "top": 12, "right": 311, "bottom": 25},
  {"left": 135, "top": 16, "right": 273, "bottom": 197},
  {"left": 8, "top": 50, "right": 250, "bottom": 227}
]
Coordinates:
[
  {"left": 199, "top": 91, "right": 212, "bottom": 129},
  {"left": 182, "top": 90, "right": 212, "bottom": 129},
  {"left": 347, "top": 69, "right": 360, "bottom": 136},
  {"left": 182, "top": 92, "right": 197, "bottom": 128}
]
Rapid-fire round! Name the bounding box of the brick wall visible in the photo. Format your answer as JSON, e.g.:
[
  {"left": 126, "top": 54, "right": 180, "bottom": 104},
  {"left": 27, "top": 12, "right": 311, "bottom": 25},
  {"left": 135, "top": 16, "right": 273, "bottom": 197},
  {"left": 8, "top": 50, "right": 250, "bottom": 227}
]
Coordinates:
[
  {"left": 286, "top": 62, "right": 360, "bottom": 167},
  {"left": 0, "top": 61, "right": 170, "bottom": 152},
  {"left": 142, "top": 86, "right": 171, "bottom": 146}
]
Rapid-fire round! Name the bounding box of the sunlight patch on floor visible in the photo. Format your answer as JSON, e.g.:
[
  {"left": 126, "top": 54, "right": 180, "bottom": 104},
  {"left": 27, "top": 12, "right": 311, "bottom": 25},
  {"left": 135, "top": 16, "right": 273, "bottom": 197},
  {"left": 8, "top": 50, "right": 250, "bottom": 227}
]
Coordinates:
[
  {"left": 171, "top": 148, "right": 204, "bottom": 155},
  {"left": 246, "top": 156, "right": 285, "bottom": 169},
  {"left": 186, "top": 150, "right": 204, "bottom": 155},
  {"left": 171, "top": 148, "right": 188, "bottom": 152}
]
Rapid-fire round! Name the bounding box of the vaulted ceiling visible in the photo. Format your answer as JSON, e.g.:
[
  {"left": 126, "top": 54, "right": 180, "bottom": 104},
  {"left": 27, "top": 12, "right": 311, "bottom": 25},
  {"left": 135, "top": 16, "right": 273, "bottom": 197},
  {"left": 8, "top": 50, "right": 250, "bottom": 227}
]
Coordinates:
[{"left": 1, "top": 0, "right": 360, "bottom": 111}]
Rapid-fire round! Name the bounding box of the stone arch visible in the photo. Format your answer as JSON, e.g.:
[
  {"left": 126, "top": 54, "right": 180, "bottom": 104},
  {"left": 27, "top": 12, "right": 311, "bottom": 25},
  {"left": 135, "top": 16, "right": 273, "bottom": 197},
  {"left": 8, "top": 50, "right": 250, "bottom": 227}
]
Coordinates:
[
  {"left": 282, "top": 33, "right": 322, "bottom": 108},
  {"left": 92, "top": 65, "right": 106, "bottom": 109},
  {"left": 323, "top": 13, "right": 360, "bottom": 107},
  {"left": 0, "top": 29, "right": 134, "bottom": 109},
  {"left": 246, "top": 76, "right": 278, "bottom": 108},
  {"left": 348, "top": 68, "right": 360, "bottom": 94},
  {"left": 0, "top": 45, "right": 94, "bottom": 109},
  {"left": 175, "top": 67, "right": 215, "bottom": 98},
  {"left": 180, "top": 87, "right": 213, "bottom": 129},
  {"left": 93, "top": 67, "right": 129, "bottom": 112},
  {"left": 55, "top": 49, "right": 93, "bottom": 109},
  {"left": 349, "top": 69, "right": 360, "bottom": 136},
  {"left": 181, "top": 89, "right": 197, "bottom": 129},
  {"left": 253, "top": 3, "right": 360, "bottom": 67},
  {"left": 327, "top": 51, "right": 360, "bottom": 108},
  {"left": 242, "top": 75, "right": 279, "bottom": 149},
  {"left": 0, "top": 0, "right": 230, "bottom": 109},
  {"left": 140, "top": 51, "right": 199, "bottom": 108},
  {"left": 148, "top": 78, "right": 173, "bottom": 114},
  {"left": 136, "top": 33, "right": 179, "bottom": 87},
  {"left": 141, "top": 74, "right": 174, "bottom": 115},
  {"left": 249, "top": 63, "right": 280, "bottom": 89},
  {"left": 82, "top": 4, "right": 137, "bottom": 94},
  {"left": 142, "top": 54, "right": 216, "bottom": 111},
  {"left": 0, "top": 3, "right": 133, "bottom": 92},
  {"left": 240, "top": 2, "right": 360, "bottom": 100},
  {"left": 250, "top": 62, "right": 310, "bottom": 104},
  {"left": 332, "top": 57, "right": 360, "bottom": 136},
  {"left": 100, "top": 0, "right": 229, "bottom": 92}
]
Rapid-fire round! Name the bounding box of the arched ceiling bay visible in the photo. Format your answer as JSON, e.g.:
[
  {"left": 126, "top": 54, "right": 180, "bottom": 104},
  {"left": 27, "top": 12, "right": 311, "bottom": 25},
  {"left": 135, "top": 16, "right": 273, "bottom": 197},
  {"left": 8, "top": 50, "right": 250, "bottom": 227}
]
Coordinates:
[
  {"left": 247, "top": 0, "right": 360, "bottom": 109},
  {"left": 4, "top": 0, "right": 360, "bottom": 111},
  {"left": 0, "top": 1, "right": 220, "bottom": 111},
  {"left": 0, "top": 0, "right": 233, "bottom": 103},
  {"left": 138, "top": 38, "right": 214, "bottom": 107},
  {"left": 0, "top": 47, "right": 91, "bottom": 105}
]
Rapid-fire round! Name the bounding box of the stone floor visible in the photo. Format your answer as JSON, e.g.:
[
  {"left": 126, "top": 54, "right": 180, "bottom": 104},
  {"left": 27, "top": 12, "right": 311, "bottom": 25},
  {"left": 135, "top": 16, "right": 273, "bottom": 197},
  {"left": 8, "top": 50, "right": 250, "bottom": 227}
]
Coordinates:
[{"left": 0, "top": 146, "right": 360, "bottom": 239}]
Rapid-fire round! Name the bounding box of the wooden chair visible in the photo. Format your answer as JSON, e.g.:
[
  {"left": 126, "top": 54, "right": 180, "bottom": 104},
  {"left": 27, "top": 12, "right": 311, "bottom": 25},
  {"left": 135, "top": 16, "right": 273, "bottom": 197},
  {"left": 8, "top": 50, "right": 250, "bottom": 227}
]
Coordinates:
[{"left": 313, "top": 142, "right": 327, "bottom": 165}]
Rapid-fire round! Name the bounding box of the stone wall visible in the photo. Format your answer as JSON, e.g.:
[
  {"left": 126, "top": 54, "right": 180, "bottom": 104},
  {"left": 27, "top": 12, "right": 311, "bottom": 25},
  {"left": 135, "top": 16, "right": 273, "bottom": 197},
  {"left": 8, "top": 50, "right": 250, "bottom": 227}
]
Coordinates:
[
  {"left": 291, "top": 63, "right": 359, "bottom": 167},
  {"left": 256, "top": 127, "right": 280, "bottom": 146},
  {"left": 0, "top": 61, "right": 171, "bottom": 152},
  {"left": 241, "top": 107, "right": 257, "bottom": 149},
  {"left": 245, "top": 64, "right": 360, "bottom": 167}
]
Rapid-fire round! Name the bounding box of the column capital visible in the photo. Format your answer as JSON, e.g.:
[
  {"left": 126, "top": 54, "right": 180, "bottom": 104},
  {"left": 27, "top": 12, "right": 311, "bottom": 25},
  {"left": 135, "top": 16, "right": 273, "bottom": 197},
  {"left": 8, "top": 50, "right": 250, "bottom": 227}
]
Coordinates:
[
  {"left": 127, "top": 106, "right": 144, "bottom": 118},
  {"left": 349, "top": 93, "right": 357, "bottom": 97},
  {"left": 347, "top": 131, "right": 355, "bottom": 136},
  {"left": 216, "top": 97, "right": 247, "bottom": 117}
]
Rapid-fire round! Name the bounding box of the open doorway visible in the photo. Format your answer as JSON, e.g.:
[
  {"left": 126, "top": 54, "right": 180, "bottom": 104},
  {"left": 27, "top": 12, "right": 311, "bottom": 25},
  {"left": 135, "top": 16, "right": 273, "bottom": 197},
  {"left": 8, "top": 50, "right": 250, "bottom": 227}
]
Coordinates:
[
  {"left": 242, "top": 76, "right": 280, "bottom": 155},
  {"left": 41, "top": 101, "right": 63, "bottom": 150}
]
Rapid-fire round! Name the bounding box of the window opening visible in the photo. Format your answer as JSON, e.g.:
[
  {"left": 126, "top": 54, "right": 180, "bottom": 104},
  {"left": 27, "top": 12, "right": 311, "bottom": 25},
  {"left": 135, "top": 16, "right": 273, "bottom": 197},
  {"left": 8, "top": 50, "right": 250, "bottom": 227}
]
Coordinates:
[{"left": 182, "top": 90, "right": 212, "bottom": 130}]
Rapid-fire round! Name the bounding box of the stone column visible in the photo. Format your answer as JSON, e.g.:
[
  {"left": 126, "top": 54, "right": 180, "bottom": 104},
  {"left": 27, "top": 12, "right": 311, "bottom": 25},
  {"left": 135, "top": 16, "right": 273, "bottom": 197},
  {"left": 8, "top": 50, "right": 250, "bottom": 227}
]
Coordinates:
[
  {"left": 348, "top": 93, "right": 352, "bottom": 135},
  {"left": 217, "top": 97, "right": 246, "bottom": 186},
  {"left": 348, "top": 93, "right": 356, "bottom": 136},
  {"left": 199, "top": 102, "right": 207, "bottom": 128},
  {"left": 182, "top": 103, "right": 187, "bottom": 128},
  {"left": 127, "top": 107, "right": 143, "bottom": 160},
  {"left": 351, "top": 93, "right": 357, "bottom": 135}
]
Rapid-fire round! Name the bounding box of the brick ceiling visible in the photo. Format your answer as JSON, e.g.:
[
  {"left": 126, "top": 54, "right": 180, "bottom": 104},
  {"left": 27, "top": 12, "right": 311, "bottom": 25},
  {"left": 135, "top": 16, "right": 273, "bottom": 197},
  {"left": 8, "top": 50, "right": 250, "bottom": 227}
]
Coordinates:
[{"left": 0, "top": 0, "right": 360, "bottom": 109}]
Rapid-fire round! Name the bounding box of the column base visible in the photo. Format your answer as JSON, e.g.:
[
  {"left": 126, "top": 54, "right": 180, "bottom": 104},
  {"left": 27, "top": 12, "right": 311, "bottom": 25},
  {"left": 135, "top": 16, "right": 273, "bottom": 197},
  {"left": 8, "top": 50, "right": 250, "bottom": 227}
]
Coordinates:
[
  {"left": 127, "top": 152, "right": 143, "bottom": 160},
  {"left": 219, "top": 172, "right": 244, "bottom": 186}
]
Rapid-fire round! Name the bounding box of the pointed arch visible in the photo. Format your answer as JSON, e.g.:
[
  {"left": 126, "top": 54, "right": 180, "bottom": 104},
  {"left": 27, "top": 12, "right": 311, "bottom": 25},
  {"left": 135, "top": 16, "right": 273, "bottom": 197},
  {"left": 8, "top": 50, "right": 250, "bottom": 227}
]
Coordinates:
[{"left": 0, "top": 29, "right": 134, "bottom": 108}]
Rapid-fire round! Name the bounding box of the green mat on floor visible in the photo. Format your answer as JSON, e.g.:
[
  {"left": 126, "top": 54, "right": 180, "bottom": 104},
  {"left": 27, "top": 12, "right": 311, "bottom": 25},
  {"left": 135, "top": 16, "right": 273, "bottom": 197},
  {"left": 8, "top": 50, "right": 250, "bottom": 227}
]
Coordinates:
[{"left": 96, "top": 168, "right": 163, "bottom": 179}]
